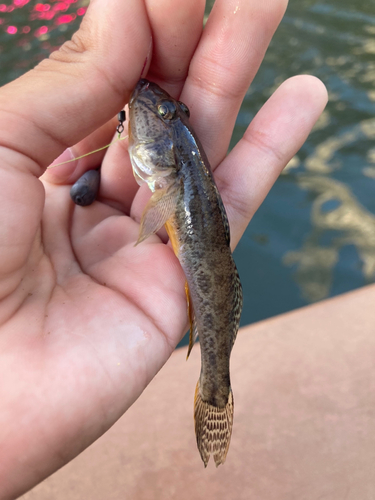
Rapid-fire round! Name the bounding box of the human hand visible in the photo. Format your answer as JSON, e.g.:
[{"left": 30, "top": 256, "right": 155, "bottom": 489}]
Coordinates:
[{"left": 0, "top": 0, "right": 327, "bottom": 497}]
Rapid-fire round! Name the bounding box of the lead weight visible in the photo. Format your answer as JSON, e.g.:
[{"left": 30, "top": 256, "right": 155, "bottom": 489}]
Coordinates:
[{"left": 70, "top": 169, "right": 101, "bottom": 206}]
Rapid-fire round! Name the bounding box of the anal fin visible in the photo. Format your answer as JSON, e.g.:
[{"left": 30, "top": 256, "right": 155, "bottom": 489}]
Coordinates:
[
  {"left": 165, "top": 223, "right": 198, "bottom": 358},
  {"left": 185, "top": 281, "right": 198, "bottom": 359}
]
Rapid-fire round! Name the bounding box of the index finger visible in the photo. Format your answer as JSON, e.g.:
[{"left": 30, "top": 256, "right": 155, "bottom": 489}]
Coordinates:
[
  {"left": 182, "top": 0, "right": 288, "bottom": 168},
  {"left": 0, "top": 0, "right": 151, "bottom": 174},
  {"left": 144, "top": 0, "right": 205, "bottom": 97},
  {"left": 98, "top": 0, "right": 206, "bottom": 215}
]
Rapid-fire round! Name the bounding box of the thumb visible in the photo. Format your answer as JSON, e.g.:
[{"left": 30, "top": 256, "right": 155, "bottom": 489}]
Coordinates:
[{"left": 0, "top": 0, "right": 151, "bottom": 175}]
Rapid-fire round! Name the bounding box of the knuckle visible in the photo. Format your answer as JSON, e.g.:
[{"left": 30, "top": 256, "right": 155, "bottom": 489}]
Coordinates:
[
  {"left": 245, "top": 129, "right": 285, "bottom": 163},
  {"left": 49, "top": 29, "right": 91, "bottom": 64}
]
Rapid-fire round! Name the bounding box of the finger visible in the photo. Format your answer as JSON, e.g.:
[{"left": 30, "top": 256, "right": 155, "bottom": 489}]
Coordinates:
[
  {"left": 130, "top": 0, "right": 288, "bottom": 231},
  {"left": 97, "top": 124, "right": 140, "bottom": 214},
  {"left": 42, "top": 116, "right": 119, "bottom": 185},
  {"left": 215, "top": 75, "right": 328, "bottom": 249},
  {"left": 0, "top": 0, "right": 152, "bottom": 285},
  {"left": 0, "top": 0, "right": 151, "bottom": 175},
  {"left": 144, "top": 0, "right": 205, "bottom": 96},
  {"left": 181, "top": 0, "right": 288, "bottom": 167},
  {"left": 98, "top": 0, "right": 206, "bottom": 215},
  {"left": 45, "top": 114, "right": 138, "bottom": 215}
]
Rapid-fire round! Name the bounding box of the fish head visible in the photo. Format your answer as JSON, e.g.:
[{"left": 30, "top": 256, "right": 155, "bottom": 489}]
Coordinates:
[{"left": 128, "top": 79, "right": 190, "bottom": 190}]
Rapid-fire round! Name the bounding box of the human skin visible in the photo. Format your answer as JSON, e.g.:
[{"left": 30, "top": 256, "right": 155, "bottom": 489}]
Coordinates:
[{"left": 0, "top": 0, "right": 327, "bottom": 498}]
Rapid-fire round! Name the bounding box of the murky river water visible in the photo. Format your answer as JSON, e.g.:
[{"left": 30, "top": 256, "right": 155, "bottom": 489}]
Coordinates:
[{"left": 1, "top": 0, "right": 374, "bottom": 327}]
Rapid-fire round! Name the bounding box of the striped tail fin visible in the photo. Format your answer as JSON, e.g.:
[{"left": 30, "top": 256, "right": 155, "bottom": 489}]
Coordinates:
[{"left": 194, "top": 381, "right": 234, "bottom": 467}]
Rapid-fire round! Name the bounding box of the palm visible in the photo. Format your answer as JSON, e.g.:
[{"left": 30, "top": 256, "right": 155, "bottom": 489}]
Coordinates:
[
  {"left": 41, "top": 151, "right": 188, "bottom": 356},
  {"left": 0, "top": 0, "right": 327, "bottom": 496}
]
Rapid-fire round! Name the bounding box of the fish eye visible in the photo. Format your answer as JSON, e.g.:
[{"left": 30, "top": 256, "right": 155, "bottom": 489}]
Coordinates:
[
  {"left": 158, "top": 101, "right": 177, "bottom": 120},
  {"left": 178, "top": 101, "right": 190, "bottom": 117}
]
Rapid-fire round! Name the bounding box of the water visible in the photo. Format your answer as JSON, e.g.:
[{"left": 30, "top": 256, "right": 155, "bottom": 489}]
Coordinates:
[
  {"left": 234, "top": 0, "right": 375, "bottom": 325},
  {"left": 1, "top": 0, "right": 374, "bottom": 328},
  {"left": 0, "top": 1, "right": 88, "bottom": 82}
]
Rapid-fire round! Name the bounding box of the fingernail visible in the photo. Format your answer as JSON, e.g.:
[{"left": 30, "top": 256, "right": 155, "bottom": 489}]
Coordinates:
[{"left": 49, "top": 148, "right": 75, "bottom": 168}]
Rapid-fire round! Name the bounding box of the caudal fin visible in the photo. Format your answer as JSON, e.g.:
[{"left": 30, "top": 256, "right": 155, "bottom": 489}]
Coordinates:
[{"left": 194, "top": 381, "right": 234, "bottom": 467}]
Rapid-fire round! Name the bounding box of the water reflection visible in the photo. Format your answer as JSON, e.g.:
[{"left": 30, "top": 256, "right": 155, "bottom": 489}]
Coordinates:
[
  {"left": 232, "top": 0, "right": 375, "bottom": 324},
  {"left": 0, "top": 0, "right": 88, "bottom": 86},
  {"left": 282, "top": 112, "right": 375, "bottom": 302},
  {"left": 305, "top": 118, "right": 375, "bottom": 174},
  {"left": 283, "top": 175, "right": 375, "bottom": 302}
]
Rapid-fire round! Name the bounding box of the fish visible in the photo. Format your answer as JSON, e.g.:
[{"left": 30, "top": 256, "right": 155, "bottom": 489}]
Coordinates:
[
  {"left": 70, "top": 168, "right": 100, "bottom": 206},
  {"left": 128, "top": 79, "right": 243, "bottom": 467}
]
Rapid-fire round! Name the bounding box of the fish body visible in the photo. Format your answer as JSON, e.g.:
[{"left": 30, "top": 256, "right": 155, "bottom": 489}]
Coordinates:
[{"left": 128, "top": 79, "right": 243, "bottom": 467}]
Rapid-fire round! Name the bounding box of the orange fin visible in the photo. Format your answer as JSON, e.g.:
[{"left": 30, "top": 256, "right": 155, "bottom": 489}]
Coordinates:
[
  {"left": 165, "top": 219, "right": 179, "bottom": 257},
  {"left": 194, "top": 381, "right": 234, "bottom": 467},
  {"left": 135, "top": 186, "right": 178, "bottom": 245},
  {"left": 185, "top": 282, "right": 198, "bottom": 360}
]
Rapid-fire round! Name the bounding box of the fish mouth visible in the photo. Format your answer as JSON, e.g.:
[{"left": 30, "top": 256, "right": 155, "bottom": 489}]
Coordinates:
[{"left": 129, "top": 79, "right": 150, "bottom": 106}]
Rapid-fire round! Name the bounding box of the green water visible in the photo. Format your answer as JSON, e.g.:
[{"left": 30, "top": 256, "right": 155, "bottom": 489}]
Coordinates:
[
  {"left": 1, "top": 0, "right": 374, "bottom": 328},
  {"left": 236, "top": 0, "right": 375, "bottom": 324}
]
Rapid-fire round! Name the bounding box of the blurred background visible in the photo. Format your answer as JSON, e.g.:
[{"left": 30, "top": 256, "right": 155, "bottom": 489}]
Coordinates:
[{"left": 1, "top": 0, "right": 374, "bottom": 327}]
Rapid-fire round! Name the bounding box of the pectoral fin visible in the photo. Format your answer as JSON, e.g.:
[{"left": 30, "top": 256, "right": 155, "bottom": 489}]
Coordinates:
[{"left": 136, "top": 186, "right": 179, "bottom": 245}]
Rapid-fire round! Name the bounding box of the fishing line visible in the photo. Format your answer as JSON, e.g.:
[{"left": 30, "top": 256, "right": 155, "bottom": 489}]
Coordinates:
[
  {"left": 48, "top": 110, "right": 128, "bottom": 169},
  {"left": 47, "top": 135, "right": 129, "bottom": 169}
]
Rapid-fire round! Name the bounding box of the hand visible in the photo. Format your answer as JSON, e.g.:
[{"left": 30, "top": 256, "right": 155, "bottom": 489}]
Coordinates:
[{"left": 0, "top": 0, "right": 327, "bottom": 497}]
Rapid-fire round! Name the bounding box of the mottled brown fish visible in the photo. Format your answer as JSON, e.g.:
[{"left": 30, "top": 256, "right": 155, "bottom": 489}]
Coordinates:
[{"left": 128, "top": 79, "right": 243, "bottom": 467}]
